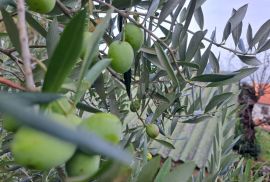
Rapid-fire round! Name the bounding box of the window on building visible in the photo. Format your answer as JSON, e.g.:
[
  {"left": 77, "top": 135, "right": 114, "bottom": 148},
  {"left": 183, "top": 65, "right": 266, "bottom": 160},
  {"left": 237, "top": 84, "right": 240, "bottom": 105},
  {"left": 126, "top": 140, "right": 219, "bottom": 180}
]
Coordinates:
[{"left": 261, "top": 106, "right": 269, "bottom": 115}]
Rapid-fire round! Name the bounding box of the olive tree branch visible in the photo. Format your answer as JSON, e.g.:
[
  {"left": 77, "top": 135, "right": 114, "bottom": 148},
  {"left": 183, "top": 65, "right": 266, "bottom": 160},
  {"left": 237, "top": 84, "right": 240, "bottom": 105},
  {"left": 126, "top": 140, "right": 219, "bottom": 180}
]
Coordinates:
[
  {"left": 56, "top": 0, "right": 73, "bottom": 18},
  {"left": 124, "top": 11, "right": 256, "bottom": 56},
  {"left": 94, "top": 9, "right": 255, "bottom": 56},
  {"left": 92, "top": 0, "right": 184, "bottom": 83},
  {"left": 0, "top": 76, "right": 26, "bottom": 90},
  {"left": 17, "top": 0, "right": 35, "bottom": 91}
]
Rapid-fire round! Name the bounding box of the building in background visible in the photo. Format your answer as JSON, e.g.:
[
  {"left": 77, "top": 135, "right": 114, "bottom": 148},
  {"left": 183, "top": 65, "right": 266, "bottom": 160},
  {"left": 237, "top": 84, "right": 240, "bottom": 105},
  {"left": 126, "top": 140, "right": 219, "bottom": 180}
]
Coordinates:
[{"left": 252, "top": 83, "right": 270, "bottom": 132}]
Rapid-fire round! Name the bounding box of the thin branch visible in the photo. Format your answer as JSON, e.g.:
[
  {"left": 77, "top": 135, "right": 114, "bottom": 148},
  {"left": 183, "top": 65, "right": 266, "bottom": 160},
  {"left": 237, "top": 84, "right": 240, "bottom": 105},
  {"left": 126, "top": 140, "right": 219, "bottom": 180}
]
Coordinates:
[
  {"left": 0, "top": 77, "right": 26, "bottom": 90},
  {"left": 10, "top": 45, "right": 46, "bottom": 53},
  {"left": 56, "top": 0, "right": 72, "bottom": 18},
  {"left": 123, "top": 10, "right": 256, "bottom": 56},
  {"left": 0, "top": 48, "right": 25, "bottom": 75},
  {"left": 17, "top": 0, "right": 35, "bottom": 91}
]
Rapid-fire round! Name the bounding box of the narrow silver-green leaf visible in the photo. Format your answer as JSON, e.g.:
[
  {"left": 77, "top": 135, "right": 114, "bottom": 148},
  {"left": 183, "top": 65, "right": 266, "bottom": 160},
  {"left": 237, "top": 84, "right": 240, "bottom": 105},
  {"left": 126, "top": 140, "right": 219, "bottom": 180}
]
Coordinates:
[
  {"left": 76, "top": 102, "right": 102, "bottom": 113},
  {"left": 180, "top": 0, "right": 196, "bottom": 40},
  {"left": 207, "top": 67, "right": 258, "bottom": 87},
  {"left": 1, "top": 9, "right": 21, "bottom": 54},
  {"left": 46, "top": 19, "right": 60, "bottom": 59},
  {"left": 85, "top": 59, "right": 111, "bottom": 86},
  {"left": 43, "top": 10, "right": 86, "bottom": 92},
  {"left": 209, "top": 51, "right": 220, "bottom": 73},
  {"left": 257, "top": 39, "right": 270, "bottom": 53},
  {"left": 154, "top": 42, "right": 180, "bottom": 87},
  {"left": 197, "top": 43, "right": 212, "bottom": 75},
  {"left": 194, "top": 7, "right": 204, "bottom": 30},
  {"left": 158, "top": 0, "right": 185, "bottom": 26},
  {"left": 246, "top": 24, "right": 253, "bottom": 48},
  {"left": 232, "top": 22, "right": 243, "bottom": 46},
  {"left": 186, "top": 30, "right": 207, "bottom": 62},
  {"left": 75, "top": 10, "right": 112, "bottom": 103},
  {"left": 252, "top": 19, "right": 270, "bottom": 46},
  {"left": 228, "top": 4, "right": 248, "bottom": 31},
  {"left": 151, "top": 93, "right": 175, "bottom": 122},
  {"left": 75, "top": 59, "right": 111, "bottom": 101},
  {"left": 237, "top": 55, "right": 261, "bottom": 66},
  {"left": 205, "top": 92, "right": 233, "bottom": 112},
  {"left": 0, "top": 92, "right": 61, "bottom": 105},
  {"left": 154, "top": 158, "right": 172, "bottom": 182},
  {"left": 25, "top": 11, "right": 47, "bottom": 37},
  {"left": 182, "top": 115, "right": 212, "bottom": 124},
  {"left": 136, "top": 156, "right": 161, "bottom": 182},
  {"left": 191, "top": 73, "right": 235, "bottom": 82},
  {"left": 0, "top": 0, "right": 15, "bottom": 8},
  {"left": 222, "top": 22, "right": 231, "bottom": 42},
  {"left": 144, "top": 0, "right": 160, "bottom": 23},
  {"left": 172, "top": 23, "right": 183, "bottom": 48},
  {"left": 154, "top": 139, "right": 175, "bottom": 149},
  {"left": 178, "top": 61, "right": 200, "bottom": 69}
]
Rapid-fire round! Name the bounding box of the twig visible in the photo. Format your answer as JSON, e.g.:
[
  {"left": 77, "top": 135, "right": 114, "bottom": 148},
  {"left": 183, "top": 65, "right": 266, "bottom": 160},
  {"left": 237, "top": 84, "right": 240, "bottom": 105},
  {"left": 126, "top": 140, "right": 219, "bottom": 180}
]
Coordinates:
[
  {"left": 31, "top": 57, "right": 47, "bottom": 72},
  {"left": 0, "top": 77, "right": 26, "bottom": 90},
  {"left": 0, "top": 48, "right": 25, "bottom": 75},
  {"left": 10, "top": 45, "right": 46, "bottom": 53},
  {"left": 56, "top": 0, "right": 72, "bottom": 18},
  {"left": 121, "top": 10, "right": 256, "bottom": 56},
  {"left": 17, "top": 0, "right": 35, "bottom": 91}
]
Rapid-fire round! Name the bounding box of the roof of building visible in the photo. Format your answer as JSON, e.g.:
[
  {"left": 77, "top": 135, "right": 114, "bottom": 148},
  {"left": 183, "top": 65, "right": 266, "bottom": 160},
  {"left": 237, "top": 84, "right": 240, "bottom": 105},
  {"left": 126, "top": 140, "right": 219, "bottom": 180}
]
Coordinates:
[
  {"left": 124, "top": 85, "right": 238, "bottom": 168},
  {"left": 149, "top": 118, "right": 218, "bottom": 168},
  {"left": 254, "top": 83, "right": 270, "bottom": 105}
]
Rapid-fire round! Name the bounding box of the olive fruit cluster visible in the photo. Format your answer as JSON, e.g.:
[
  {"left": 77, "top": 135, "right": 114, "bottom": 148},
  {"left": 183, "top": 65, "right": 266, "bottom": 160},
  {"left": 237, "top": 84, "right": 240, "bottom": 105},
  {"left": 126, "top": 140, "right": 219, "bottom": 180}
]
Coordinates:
[
  {"left": 10, "top": 113, "right": 79, "bottom": 170},
  {"left": 108, "top": 23, "right": 144, "bottom": 74},
  {"left": 4, "top": 99, "right": 122, "bottom": 182},
  {"left": 66, "top": 113, "right": 122, "bottom": 181}
]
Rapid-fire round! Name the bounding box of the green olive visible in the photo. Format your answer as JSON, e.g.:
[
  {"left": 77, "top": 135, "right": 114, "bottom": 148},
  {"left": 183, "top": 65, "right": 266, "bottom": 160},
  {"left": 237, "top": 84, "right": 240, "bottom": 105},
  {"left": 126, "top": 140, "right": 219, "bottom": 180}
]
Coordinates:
[
  {"left": 11, "top": 127, "right": 76, "bottom": 170},
  {"left": 2, "top": 116, "right": 21, "bottom": 132},
  {"left": 80, "top": 113, "right": 122, "bottom": 144},
  {"left": 10, "top": 113, "right": 79, "bottom": 170},
  {"left": 66, "top": 152, "right": 100, "bottom": 181},
  {"left": 108, "top": 41, "right": 134, "bottom": 74},
  {"left": 26, "top": 0, "right": 56, "bottom": 14},
  {"left": 146, "top": 124, "right": 159, "bottom": 139},
  {"left": 125, "top": 23, "right": 144, "bottom": 51},
  {"left": 130, "top": 100, "right": 140, "bottom": 112},
  {"left": 48, "top": 97, "right": 74, "bottom": 115}
]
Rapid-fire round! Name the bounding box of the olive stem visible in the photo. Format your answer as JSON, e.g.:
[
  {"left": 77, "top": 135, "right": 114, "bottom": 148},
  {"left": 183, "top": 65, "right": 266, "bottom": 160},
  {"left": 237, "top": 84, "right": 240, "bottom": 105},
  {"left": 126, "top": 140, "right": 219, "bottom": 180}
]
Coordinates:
[{"left": 136, "top": 111, "right": 146, "bottom": 127}]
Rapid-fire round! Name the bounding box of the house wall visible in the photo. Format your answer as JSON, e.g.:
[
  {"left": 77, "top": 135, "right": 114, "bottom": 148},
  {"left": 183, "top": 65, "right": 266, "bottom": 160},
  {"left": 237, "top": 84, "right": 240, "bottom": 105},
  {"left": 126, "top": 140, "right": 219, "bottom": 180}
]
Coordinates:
[{"left": 252, "top": 103, "right": 270, "bottom": 122}]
